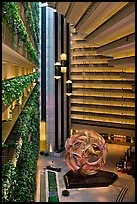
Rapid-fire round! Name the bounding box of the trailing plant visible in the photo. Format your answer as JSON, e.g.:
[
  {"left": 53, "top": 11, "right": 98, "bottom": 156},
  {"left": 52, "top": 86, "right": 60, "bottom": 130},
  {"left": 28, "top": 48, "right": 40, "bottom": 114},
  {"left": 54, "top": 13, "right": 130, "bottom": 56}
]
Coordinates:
[
  {"left": 22, "top": 2, "right": 39, "bottom": 53},
  {"left": 14, "top": 139, "right": 23, "bottom": 161},
  {"left": 2, "top": 72, "right": 39, "bottom": 106},
  {"left": 12, "top": 82, "right": 40, "bottom": 144},
  {"left": 2, "top": 142, "right": 7, "bottom": 148},
  {"left": 2, "top": 83, "right": 40, "bottom": 202},
  {"left": 13, "top": 83, "right": 40, "bottom": 202},
  {"left": 2, "top": 161, "right": 18, "bottom": 202},
  {"left": 2, "top": 2, "right": 39, "bottom": 66},
  {"left": 31, "top": 2, "right": 40, "bottom": 44}
]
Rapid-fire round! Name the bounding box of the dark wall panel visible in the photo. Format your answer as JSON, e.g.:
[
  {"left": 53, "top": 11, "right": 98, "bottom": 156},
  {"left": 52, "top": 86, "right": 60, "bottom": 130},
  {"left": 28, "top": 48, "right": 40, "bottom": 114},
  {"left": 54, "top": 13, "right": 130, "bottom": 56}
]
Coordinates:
[
  {"left": 61, "top": 14, "right": 64, "bottom": 147},
  {"left": 41, "top": 7, "right": 46, "bottom": 121},
  {"left": 66, "top": 22, "right": 70, "bottom": 138}
]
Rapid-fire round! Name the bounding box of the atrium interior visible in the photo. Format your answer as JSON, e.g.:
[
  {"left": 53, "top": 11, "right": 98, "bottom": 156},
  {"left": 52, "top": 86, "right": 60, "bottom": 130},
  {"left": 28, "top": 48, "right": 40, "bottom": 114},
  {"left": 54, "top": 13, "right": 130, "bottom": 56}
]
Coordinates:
[{"left": 2, "top": 2, "right": 135, "bottom": 202}]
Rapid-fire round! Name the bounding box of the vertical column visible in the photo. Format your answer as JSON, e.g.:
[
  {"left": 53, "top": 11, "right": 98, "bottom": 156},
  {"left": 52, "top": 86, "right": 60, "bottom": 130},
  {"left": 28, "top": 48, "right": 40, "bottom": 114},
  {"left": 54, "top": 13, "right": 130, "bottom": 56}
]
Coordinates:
[
  {"left": 61, "top": 14, "right": 65, "bottom": 147},
  {"left": 58, "top": 15, "right": 61, "bottom": 149},
  {"left": 46, "top": 7, "right": 55, "bottom": 152},
  {"left": 66, "top": 22, "right": 70, "bottom": 138},
  {"left": 41, "top": 6, "right": 46, "bottom": 122},
  {"left": 40, "top": 5, "right": 46, "bottom": 151},
  {"left": 63, "top": 19, "right": 67, "bottom": 143},
  {"left": 54, "top": 12, "right": 59, "bottom": 151}
]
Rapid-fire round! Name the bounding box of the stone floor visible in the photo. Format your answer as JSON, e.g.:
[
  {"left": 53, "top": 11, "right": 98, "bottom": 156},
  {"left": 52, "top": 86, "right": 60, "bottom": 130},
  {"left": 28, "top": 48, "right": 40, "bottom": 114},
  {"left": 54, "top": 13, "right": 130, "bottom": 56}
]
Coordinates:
[{"left": 35, "top": 143, "right": 135, "bottom": 202}]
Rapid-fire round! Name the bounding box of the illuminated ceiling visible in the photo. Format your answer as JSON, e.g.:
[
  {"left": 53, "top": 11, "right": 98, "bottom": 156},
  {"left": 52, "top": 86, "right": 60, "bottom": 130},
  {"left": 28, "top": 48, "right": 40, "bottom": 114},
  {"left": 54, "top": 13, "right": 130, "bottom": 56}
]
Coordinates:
[{"left": 47, "top": 2, "right": 135, "bottom": 59}]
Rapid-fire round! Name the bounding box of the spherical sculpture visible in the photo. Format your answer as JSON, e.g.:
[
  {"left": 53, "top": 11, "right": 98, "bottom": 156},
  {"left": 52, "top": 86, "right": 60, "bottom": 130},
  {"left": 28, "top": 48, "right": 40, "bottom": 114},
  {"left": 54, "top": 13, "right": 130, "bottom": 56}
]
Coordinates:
[{"left": 65, "top": 130, "right": 108, "bottom": 176}]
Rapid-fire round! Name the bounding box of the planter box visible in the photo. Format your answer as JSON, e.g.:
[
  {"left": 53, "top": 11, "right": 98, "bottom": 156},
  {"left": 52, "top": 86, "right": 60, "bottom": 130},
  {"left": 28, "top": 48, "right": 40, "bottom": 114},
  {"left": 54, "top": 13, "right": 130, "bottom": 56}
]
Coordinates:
[
  {"left": 46, "top": 166, "right": 61, "bottom": 172},
  {"left": 47, "top": 170, "right": 60, "bottom": 202}
]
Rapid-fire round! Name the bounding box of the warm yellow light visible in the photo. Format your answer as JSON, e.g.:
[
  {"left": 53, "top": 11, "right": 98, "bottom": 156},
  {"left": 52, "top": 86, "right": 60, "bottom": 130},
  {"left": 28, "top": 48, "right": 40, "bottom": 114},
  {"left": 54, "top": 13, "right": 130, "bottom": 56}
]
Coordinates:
[
  {"left": 40, "top": 121, "right": 46, "bottom": 141},
  {"left": 61, "top": 53, "right": 67, "bottom": 73},
  {"left": 61, "top": 53, "right": 67, "bottom": 60},
  {"left": 40, "top": 121, "right": 46, "bottom": 151},
  {"left": 61, "top": 66, "right": 67, "bottom": 73}
]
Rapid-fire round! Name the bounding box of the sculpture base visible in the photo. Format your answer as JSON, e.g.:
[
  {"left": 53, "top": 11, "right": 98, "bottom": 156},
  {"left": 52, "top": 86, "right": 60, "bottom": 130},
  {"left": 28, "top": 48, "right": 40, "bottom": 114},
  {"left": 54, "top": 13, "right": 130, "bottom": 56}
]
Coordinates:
[{"left": 64, "top": 169, "right": 118, "bottom": 189}]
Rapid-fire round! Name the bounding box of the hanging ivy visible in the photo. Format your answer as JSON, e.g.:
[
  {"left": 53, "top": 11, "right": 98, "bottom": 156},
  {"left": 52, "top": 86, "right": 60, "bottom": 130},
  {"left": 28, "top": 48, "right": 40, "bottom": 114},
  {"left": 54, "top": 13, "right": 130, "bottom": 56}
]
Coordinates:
[
  {"left": 22, "top": 2, "right": 39, "bottom": 53},
  {"left": 2, "top": 83, "right": 40, "bottom": 202},
  {"left": 2, "top": 72, "right": 39, "bottom": 106},
  {"left": 31, "top": 2, "right": 40, "bottom": 45},
  {"left": 2, "top": 2, "right": 39, "bottom": 67},
  {"left": 2, "top": 161, "right": 18, "bottom": 202}
]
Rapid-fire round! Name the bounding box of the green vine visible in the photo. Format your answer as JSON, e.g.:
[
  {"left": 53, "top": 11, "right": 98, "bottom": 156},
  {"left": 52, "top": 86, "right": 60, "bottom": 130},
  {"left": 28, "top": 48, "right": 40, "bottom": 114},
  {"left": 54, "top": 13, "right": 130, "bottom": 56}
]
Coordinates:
[
  {"left": 14, "top": 140, "right": 22, "bottom": 161},
  {"left": 2, "top": 72, "right": 39, "bottom": 106},
  {"left": 31, "top": 2, "right": 40, "bottom": 45},
  {"left": 2, "top": 2, "right": 39, "bottom": 67},
  {"left": 2, "top": 83, "right": 40, "bottom": 202},
  {"left": 22, "top": 2, "right": 39, "bottom": 53},
  {"left": 2, "top": 161, "right": 18, "bottom": 202}
]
